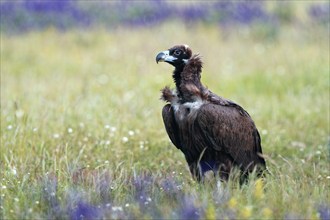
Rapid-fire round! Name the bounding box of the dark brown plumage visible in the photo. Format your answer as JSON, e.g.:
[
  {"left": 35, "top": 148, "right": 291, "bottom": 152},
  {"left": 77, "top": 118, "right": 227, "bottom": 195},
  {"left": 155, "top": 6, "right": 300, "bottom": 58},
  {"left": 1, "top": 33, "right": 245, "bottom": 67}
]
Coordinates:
[{"left": 156, "top": 45, "right": 266, "bottom": 182}]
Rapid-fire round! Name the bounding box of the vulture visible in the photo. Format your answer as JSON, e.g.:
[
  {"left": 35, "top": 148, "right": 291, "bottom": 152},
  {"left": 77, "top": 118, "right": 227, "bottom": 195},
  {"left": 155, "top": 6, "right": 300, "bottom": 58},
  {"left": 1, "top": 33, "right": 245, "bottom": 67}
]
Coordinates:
[{"left": 156, "top": 44, "right": 266, "bottom": 182}]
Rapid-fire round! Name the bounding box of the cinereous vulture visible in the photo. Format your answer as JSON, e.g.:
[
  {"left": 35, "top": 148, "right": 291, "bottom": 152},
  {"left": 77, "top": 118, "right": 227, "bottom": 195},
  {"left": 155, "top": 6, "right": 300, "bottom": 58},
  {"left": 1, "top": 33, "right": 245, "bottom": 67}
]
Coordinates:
[{"left": 156, "top": 44, "right": 266, "bottom": 182}]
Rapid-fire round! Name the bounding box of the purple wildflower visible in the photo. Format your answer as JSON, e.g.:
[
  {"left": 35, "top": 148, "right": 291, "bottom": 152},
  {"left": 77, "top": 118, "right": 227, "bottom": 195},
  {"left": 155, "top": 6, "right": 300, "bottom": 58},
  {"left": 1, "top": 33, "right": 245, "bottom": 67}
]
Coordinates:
[
  {"left": 308, "top": 3, "right": 330, "bottom": 24},
  {"left": 160, "top": 176, "right": 184, "bottom": 201},
  {"left": 284, "top": 213, "right": 303, "bottom": 220},
  {"left": 0, "top": 1, "right": 276, "bottom": 33},
  {"left": 97, "top": 173, "right": 113, "bottom": 203},
  {"left": 0, "top": 1, "right": 15, "bottom": 15},
  {"left": 42, "top": 174, "right": 64, "bottom": 218},
  {"left": 120, "top": 0, "right": 173, "bottom": 27},
  {"left": 177, "top": 196, "right": 202, "bottom": 220},
  {"left": 0, "top": 0, "right": 90, "bottom": 32},
  {"left": 132, "top": 173, "right": 154, "bottom": 207},
  {"left": 214, "top": 1, "right": 269, "bottom": 26},
  {"left": 70, "top": 201, "right": 101, "bottom": 220},
  {"left": 233, "top": 2, "right": 268, "bottom": 24},
  {"left": 180, "top": 4, "right": 210, "bottom": 23},
  {"left": 23, "top": 0, "right": 74, "bottom": 13},
  {"left": 318, "top": 204, "right": 330, "bottom": 220}
]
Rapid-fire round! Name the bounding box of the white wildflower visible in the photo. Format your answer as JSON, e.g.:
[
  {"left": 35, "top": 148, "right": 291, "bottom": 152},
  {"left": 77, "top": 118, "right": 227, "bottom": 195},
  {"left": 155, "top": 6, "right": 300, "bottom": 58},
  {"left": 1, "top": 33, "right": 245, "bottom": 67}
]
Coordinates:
[
  {"left": 112, "top": 206, "right": 123, "bottom": 211},
  {"left": 53, "top": 133, "right": 60, "bottom": 139},
  {"left": 15, "top": 110, "right": 24, "bottom": 118},
  {"left": 7, "top": 125, "right": 13, "bottom": 130},
  {"left": 122, "top": 137, "right": 129, "bottom": 143},
  {"left": 67, "top": 128, "right": 73, "bottom": 133},
  {"left": 261, "top": 129, "right": 268, "bottom": 135},
  {"left": 12, "top": 167, "right": 17, "bottom": 176},
  {"left": 128, "top": 130, "right": 135, "bottom": 136}
]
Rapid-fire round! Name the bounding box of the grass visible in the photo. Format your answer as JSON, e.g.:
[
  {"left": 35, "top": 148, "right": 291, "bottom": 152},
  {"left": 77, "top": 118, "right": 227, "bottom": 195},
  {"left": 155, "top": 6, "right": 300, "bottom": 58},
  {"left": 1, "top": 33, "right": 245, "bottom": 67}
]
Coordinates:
[{"left": 1, "top": 22, "right": 329, "bottom": 219}]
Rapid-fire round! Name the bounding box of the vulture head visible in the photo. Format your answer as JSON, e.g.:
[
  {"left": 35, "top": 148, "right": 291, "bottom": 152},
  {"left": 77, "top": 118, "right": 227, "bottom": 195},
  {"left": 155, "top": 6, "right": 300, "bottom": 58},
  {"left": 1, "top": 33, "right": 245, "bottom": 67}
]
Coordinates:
[{"left": 156, "top": 44, "right": 192, "bottom": 67}]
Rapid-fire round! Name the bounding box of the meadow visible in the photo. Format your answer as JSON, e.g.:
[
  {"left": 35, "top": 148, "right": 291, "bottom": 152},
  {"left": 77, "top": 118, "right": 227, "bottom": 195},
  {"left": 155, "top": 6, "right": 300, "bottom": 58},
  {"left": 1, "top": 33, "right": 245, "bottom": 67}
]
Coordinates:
[{"left": 1, "top": 2, "right": 330, "bottom": 220}]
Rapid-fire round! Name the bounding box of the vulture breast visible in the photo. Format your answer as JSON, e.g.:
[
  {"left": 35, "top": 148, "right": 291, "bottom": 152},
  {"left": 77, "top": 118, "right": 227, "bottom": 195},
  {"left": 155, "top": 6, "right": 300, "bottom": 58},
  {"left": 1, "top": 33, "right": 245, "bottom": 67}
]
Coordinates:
[{"left": 172, "top": 98, "right": 205, "bottom": 122}]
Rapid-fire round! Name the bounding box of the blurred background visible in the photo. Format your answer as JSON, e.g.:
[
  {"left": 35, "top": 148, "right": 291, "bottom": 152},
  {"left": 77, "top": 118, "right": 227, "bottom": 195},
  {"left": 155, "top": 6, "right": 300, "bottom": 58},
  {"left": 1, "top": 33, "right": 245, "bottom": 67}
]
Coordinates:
[
  {"left": 0, "top": 0, "right": 329, "bottom": 34},
  {"left": 1, "top": 0, "right": 328, "bottom": 140}
]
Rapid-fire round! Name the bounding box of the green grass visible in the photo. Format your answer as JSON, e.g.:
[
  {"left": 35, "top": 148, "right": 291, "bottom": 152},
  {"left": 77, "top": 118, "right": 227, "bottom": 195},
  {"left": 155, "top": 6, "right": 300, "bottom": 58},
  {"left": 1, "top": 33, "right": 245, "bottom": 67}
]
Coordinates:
[{"left": 1, "top": 23, "right": 329, "bottom": 219}]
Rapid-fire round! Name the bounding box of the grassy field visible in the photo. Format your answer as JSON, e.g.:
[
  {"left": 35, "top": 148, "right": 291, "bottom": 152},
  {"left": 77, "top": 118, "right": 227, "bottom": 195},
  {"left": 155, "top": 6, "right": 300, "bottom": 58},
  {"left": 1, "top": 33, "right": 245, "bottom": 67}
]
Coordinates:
[{"left": 1, "top": 22, "right": 329, "bottom": 219}]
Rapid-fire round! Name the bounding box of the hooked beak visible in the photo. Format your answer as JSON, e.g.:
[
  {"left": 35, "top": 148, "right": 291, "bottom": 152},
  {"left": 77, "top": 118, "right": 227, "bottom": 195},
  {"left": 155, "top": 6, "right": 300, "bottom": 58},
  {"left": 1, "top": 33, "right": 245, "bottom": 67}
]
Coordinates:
[
  {"left": 156, "top": 50, "right": 177, "bottom": 64},
  {"left": 156, "top": 51, "right": 166, "bottom": 63}
]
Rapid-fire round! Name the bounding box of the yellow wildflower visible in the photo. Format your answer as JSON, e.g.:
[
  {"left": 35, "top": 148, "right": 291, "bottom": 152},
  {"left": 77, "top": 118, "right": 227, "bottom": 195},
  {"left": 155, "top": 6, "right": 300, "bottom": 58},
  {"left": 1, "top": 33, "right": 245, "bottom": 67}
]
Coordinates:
[
  {"left": 205, "top": 203, "right": 216, "bottom": 220},
  {"left": 240, "top": 206, "right": 252, "bottom": 218},
  {"left": 311, "top": 211, "right": 320, "bottom": 220},
  {"left": 228, "top": 197, "right": 238, "bottom": 209},
  {"left": 253, "top": 178, "right": 264, "bottom": 200},
  {"left": 262, "top": 207, "right": 273, "bottom": 218}
]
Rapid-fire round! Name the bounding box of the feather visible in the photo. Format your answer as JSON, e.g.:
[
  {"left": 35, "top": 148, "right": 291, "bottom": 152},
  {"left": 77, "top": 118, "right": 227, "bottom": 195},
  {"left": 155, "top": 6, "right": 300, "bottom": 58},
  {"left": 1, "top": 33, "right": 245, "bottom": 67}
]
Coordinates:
[{"left": 162, "top": 104, "right": 181, "bottom": 149}]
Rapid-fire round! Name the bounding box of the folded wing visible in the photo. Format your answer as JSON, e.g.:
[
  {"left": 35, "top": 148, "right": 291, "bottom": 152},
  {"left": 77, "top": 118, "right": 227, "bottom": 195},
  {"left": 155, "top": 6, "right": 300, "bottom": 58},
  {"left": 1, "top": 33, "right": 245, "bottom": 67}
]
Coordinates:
[{"left": 195, "top": 103, "right": 266, "bottom": 172}]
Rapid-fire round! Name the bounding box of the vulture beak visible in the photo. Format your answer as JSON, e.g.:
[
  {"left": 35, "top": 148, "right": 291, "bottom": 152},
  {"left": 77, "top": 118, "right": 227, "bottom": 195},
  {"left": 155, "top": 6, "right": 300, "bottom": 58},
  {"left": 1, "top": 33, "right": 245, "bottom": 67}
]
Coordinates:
[{"left": 156, "top": 50, "right": 177, "bottom": 64}]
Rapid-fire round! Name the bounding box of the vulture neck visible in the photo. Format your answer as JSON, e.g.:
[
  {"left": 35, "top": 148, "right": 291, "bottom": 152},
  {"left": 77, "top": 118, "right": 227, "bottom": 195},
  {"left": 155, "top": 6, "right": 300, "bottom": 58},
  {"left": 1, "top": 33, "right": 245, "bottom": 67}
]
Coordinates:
[
  {"left": 173, "top": 55, "right": 204, "bottom": 102},
  {"left": 173, "top": 64, "right": 185, "bottom": 90}
]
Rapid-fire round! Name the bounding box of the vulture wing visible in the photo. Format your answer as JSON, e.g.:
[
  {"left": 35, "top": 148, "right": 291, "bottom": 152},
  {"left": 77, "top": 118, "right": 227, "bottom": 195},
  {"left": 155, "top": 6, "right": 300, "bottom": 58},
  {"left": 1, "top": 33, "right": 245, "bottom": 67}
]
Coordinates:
[
  {"left": 196, "top": 102, "right": 266, "bottom": 171},
  {"left": 162, "top": 104, "right": 181, "bottom": 149}
]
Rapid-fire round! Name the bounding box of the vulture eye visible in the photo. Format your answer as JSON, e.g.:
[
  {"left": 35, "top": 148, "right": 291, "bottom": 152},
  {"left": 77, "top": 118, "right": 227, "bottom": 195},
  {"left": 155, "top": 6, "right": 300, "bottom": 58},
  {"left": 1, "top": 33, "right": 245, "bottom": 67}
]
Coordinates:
[{"left": 174, "top": 49, "right": 181, "bottom": 56}]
